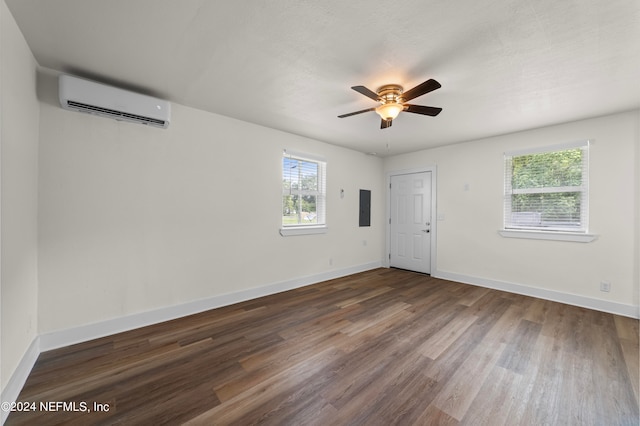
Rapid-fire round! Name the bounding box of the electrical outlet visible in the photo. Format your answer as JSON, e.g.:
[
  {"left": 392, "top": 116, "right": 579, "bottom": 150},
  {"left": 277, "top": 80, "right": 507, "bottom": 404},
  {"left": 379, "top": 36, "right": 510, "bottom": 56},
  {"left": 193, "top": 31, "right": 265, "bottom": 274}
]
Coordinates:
[{"left": 600, "top": 281, "right": 611, "bottom": 292}]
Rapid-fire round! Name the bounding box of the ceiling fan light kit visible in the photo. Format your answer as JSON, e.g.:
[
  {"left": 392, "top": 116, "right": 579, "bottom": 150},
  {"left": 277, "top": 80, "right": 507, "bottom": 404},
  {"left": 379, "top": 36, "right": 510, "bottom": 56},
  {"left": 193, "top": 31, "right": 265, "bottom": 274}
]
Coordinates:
[
  {"left": 339, "top": 79, "right": 442, "bottom": 129},
  {"left": 376, "top": 102, "right": 403, "bottom": 121}
]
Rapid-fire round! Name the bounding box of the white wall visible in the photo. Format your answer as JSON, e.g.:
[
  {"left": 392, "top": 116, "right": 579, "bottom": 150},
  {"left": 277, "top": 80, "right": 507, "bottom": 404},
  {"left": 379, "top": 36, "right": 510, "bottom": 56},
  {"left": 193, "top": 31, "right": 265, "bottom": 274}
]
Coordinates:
[
  {"left": 0, "top": 0, "right": 39, "bottom": 391},
  {"left": 385, "top": 111, "right": 639, "bottom": 314},
  {"left": 37, "top": 71, "right": 384, "bottom": 334}
]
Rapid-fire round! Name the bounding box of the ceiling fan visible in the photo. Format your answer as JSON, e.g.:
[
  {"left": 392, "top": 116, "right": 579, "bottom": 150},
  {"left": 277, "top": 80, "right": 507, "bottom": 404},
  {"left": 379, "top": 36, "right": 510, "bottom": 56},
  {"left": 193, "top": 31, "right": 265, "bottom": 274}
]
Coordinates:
[{"left": 338, "top": 79, "right": 442, "bottom": 129}]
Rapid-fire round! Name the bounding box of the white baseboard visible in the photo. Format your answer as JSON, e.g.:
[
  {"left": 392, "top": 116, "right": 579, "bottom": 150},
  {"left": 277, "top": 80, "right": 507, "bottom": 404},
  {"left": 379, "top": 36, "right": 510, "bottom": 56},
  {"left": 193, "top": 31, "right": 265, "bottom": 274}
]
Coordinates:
[
  {"left": 1, "top": 336, "right": 40, "bottom": 425},
  {"left": 433, "top": 270, "right": 640, "bottom": 319},
  {"left": 39, "top": 261, "right": 382, "bottom": 352}
]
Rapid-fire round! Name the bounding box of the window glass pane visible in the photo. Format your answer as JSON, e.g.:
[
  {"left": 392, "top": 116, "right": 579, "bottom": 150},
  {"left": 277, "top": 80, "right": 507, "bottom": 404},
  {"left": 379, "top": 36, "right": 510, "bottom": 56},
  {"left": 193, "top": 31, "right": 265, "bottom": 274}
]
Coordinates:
[
  {"left": 512, "top": 148, "right": 582, "bottom": 189},
  {"left": 511, "top": 192, "right": 582, "bottom": 228},
  {"left": 282, "top": 194, "right": 297, "bottom": 223},
  {"left": 299, "top": 161, "right": 318, "bottom": 191},
  {"left": 283, "top": 157, "right": 297, "bottom": 191},
  {"left": 301, "top": 195, "right": 317, "bottom": 223}
]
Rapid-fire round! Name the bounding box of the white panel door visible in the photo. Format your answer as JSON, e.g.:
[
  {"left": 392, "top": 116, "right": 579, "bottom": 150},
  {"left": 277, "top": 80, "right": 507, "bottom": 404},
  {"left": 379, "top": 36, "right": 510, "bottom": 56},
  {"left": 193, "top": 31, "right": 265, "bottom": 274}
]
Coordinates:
[{"left": 390, "top": 172, "right": 432, "bottom": 274}]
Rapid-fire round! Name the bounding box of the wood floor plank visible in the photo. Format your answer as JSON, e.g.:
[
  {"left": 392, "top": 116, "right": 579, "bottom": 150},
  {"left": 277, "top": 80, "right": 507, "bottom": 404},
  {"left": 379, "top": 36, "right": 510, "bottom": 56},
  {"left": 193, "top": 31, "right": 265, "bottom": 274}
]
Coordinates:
[
  {"left": 374, "top": 361, "right": 438, "bottom": 424},
  {"left": 523, "top": 297, "right": 550, "bottom": 324},
  {"left": 496, "top": 319, "right": 542, "bottom": 374},
  {"left": 185, "top": 347, "right": 343, "bottom": 425},
  {"left": 432, "top": 341, "right": 507, "bottom": 420},
  {"left": 456, "top": 286, "right": 491, "bottom": 307},
  {"left": 460, "top": 364, "right": 527, "bottom": 426},
  {"left": 615, "top": 315, "right": 640, "bottom": 404},
  {"left": 334, "top": 285, "right": 394, "bottom": 308},
  {"left": 6, "top": 268, "right": 639, "bottom": 425},
  {"left": 326, "top": 350, "right": 429, "bottom": 425},
  {"left": 339, "top": 301, "right": 411, "bottom": 336},
  {"left": 414, "top": 404, "right": 460, "bottom": 425},
  {"left": 519, "top": 333, "right": 565, "bottom": 425},
  {"left": 418, "top": 312, "right": 478, "bottom": 360}
]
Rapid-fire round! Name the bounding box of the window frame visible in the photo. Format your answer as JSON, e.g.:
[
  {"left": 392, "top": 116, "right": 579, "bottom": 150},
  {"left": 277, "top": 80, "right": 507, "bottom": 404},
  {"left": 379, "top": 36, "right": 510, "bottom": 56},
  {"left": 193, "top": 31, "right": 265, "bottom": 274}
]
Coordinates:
[
  {"left": 500, "top": 140, "right": 596, "bottom": 243},
  {"left": 280, "top": 150, "right": 327, "bottom": 237}
]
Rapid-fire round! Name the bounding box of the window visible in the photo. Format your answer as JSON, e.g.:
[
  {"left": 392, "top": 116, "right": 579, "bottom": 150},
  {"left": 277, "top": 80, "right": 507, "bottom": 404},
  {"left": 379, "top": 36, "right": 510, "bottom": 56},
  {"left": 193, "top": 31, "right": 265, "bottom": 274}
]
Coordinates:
[
  {"left": 281, "top": 150, "right": 326, "bottom": 235},
  {"left": 503, "top": 141, "right": 590, "bottom": 237}
]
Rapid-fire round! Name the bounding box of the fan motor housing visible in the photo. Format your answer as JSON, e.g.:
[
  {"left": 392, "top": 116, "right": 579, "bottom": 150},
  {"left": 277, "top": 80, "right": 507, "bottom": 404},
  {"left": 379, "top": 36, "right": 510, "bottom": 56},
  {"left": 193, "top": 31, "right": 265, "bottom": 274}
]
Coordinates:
[{"left": 377, "top": 84, "right": 404, "bottom": 103}]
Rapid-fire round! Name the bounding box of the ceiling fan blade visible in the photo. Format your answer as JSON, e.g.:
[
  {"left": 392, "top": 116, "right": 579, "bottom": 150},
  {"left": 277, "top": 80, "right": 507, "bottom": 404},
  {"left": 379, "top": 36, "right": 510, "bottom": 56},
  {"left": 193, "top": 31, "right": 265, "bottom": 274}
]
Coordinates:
[
  {"left": 404, "top": 104, "right": 443, "bottom": 116},
  {"left": 351, "top": 86, "right": 380, "bottom": 101},
  {"left": 401, "top": 79, "right": 441, "bottom": 102},
  {"left": 338, "top": 107, "right": 376, "bottom": 118},
  {"left": 380, "top": 118, "right": 392, "bottom": 129}
]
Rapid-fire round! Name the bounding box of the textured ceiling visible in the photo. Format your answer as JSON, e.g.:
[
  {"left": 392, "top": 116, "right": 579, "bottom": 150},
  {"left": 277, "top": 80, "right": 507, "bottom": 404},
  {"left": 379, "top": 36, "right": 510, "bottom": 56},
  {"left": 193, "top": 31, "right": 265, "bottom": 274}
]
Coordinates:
[{"left": 6, "top": 0, "right": 640, "bottom": 156}]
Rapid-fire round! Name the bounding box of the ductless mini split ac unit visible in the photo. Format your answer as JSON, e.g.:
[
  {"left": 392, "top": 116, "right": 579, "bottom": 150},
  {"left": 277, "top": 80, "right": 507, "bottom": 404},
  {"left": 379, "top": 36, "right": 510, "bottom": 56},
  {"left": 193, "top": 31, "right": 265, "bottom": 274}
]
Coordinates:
[{"left": 58, "top": 74, "right": 171, "bottom": 129}]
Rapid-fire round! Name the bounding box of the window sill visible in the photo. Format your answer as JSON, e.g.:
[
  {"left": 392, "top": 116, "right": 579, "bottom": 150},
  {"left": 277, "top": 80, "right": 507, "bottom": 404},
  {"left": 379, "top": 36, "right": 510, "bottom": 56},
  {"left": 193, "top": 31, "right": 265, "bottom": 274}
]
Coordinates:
[
  {"left": 499, "top": 229, "right": 597, "bottom": 243},
  {"left": 280, "top": 225, "right": 328, "bottom": 237}
]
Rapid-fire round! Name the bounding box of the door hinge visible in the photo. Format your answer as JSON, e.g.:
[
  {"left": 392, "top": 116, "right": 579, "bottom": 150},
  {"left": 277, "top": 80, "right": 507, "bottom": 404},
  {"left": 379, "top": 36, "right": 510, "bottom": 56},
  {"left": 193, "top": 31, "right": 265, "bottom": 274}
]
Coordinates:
[{"left": 389, "top": 218, "right": 391, "bottom": 224}]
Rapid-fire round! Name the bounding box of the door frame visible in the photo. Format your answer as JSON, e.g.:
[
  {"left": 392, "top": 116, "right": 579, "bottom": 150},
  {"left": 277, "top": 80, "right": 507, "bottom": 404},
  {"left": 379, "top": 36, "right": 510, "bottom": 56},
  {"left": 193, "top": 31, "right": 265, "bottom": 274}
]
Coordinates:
[{"left": 385, "top": 166, "right": 438, "bottom": 273}]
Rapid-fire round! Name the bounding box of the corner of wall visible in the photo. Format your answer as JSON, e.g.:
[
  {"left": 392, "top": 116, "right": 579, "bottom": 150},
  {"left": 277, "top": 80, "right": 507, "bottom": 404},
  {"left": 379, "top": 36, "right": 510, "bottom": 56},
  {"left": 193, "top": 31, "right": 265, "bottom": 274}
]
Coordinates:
[
  {"left": 0, "top": 337, "right": 40, "bottom": 424},
  {"left": 1, "top": 0, "right": 40, "bottom": 401},
  {"left": 634, "top": 109, "right": 640, "bottom": 310}
]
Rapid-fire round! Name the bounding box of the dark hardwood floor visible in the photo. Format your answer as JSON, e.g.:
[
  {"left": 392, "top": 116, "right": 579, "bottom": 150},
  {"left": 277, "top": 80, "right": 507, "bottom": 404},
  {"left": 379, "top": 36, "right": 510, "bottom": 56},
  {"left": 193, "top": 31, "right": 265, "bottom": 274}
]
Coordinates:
[{"left": 6, "top": 268, "right": 639, "bottom": 425}]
